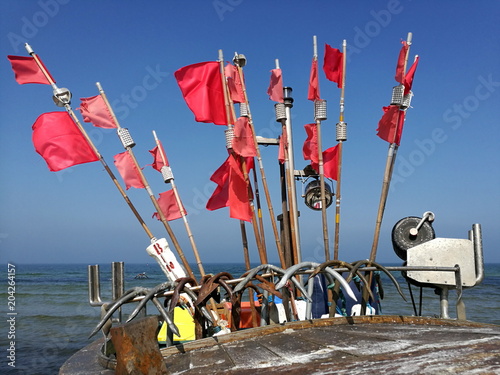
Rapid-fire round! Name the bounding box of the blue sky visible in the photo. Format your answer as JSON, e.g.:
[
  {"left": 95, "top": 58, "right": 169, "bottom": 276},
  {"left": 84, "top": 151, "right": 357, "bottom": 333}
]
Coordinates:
[{"left": 1, "top": 1, "right": 499, "bottom": 268}]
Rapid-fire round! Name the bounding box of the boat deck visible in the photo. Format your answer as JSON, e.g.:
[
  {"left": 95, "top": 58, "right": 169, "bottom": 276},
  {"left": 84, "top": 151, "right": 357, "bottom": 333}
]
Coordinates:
[{"left": 60, "top": 315, "right": 500, "bottom": 374}]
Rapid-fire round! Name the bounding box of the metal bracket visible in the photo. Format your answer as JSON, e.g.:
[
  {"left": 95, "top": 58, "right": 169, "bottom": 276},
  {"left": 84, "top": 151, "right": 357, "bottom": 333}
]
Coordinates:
[{"left": 88, "top": 262, "right": 129, "bottom": 322}]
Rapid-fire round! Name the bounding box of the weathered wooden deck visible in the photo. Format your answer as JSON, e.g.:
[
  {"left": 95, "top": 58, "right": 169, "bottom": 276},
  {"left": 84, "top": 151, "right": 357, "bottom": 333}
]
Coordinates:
[{"left": 61, "top": 315, "right": 500, "bottom": 374}]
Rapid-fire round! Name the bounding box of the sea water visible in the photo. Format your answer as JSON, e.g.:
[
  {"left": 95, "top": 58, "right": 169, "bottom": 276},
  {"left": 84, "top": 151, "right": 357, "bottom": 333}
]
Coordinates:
[{"left": 1, "top": 263, "right": 499, "bottom": 375}]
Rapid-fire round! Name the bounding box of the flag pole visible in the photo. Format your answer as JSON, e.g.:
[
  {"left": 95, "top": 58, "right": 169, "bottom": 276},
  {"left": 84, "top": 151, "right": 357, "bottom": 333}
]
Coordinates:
[
  {"left": 95, "top": 83, "right": 195, "bottom": 280},
  {"left": 333, "top": 40, "right": 347, "bottom": 260},
  {"left": 218, "top": 50, "right": 268, "bottom": 265},
  {"left": 275, "top": 59, "right": 292, "bottom": 266},
  {"left": 312, "top": 35, "right": 330, "bottom": 261},
  {"left": 369, "top": 32, "right": 413, "bottom": 263},
  {"left": 23, "top": 44, "right": 155, "bottom": 241},
  {"left": 282, "top": 85, "right": 302, "bottom": 267},
  {"left": 233, "top": 54, "right": 287, "bottom": 268},
  {"left": 274, "top": 59, "right": 300, "bottom": 268},
  {"left": 152, "top": 130, "right": 206, "bottom": 277}
]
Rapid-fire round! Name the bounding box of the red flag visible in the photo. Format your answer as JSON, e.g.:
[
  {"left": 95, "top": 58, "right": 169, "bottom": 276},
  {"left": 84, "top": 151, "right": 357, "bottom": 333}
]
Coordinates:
[
  {"left": 225, "top": 64, "right": 245, "bottom": 103},
  {"left": 267, "top": 69, "right": 283, "bottom": 102},
  {"left": 114, "top": 151, "right": 145, "bottom": 189},
  {"left": 232, "top": 117, "right": 257, "bottom": 157},
  {"left": 376, "top": 105, "right": 405, "bottom": 145},
  {"left": 148, "top": 144, "right": 169, "bottom": 172},
  {"left": 311, "top": 145, "right": 339, "bottom": 180},
  {"left": 278, "top": 131, "right": 288, "bottom": 164},
  {"left": 302, "top": 123, "right": 318, "bottom": 163},
  {"left": 7, "top": 55, "right": 55, "bottom": 85},
  {"left": 322, "top": 145, "right": 339, "bottom": 181},
  {"left": 307, "top": 59, "right": 320, "bottom": 101},
  {"left": 153, "top": 190, "right": 184, "bottom": 221},
  {"left": 78, "top": 95, "right": 117, "bottom": 129},
  {"left": 403, "top": 56, "right": 419, "bottom": 95},
  {"left": 174, "top": 61, "right": 227, "bottom": 125},
  {"left": 206, "top": 158, "right": 230, "bottom": 211},
  {"left": 206, "top": 156, "right": 252, "bottom": 222},
  {"left": 395, "top": 40, "right": 409, "bottom": 84},
  {"left": 323, "top": 44, "right": 343, "bottom": 88},
  {"left": 32, "top": 112, "right": 99, "bottom": 172},
  {"left": 227, "top": 156, "right": 252, "bottom": 221}
]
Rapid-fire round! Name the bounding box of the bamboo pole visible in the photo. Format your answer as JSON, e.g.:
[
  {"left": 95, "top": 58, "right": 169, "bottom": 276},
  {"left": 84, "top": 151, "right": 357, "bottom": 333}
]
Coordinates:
[
  {"left": 369, "top": 32, "right": 413, "bottom": 263},
  {"left": 152, "top": 131, "right": 206, "bottom": 277},
  {"left": 333, "top": 40, "right": 347, "bottom": 260},
  {"left": 279, "top": 162, "right": 292, "bottom": 267},
  {"left": 362, "top": 33, "right": 413, "bottom": 315},
  {"left": 96, "top": 83, "right": 195, "bottom": 280},
  {"left": 24, "top": 44, "right": 155, "bottom": 241},
  {"left": 218, "top": 50, "right": 268, "bottom": 265},
  {"left": 312, "top": 36, "right": 330, "bottom": 261},
  {"left": 150, "top": 134, "right": 224, "bottom": 325},
  {"left": 252, "top": 166, "right": 266, "bottom": 252},
  {"left": 233, "top": 53, "right": 289, "bottom": 267}
]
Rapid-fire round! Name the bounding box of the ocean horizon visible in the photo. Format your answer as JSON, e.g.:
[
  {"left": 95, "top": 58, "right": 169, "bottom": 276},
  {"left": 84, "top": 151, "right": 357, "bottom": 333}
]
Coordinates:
[{"left": 1, "top": 262, "right": 499, "bottom": 375}]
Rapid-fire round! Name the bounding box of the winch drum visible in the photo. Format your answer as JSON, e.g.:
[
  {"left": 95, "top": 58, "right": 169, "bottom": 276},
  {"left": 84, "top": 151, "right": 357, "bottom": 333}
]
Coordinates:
[{"left": 392, "top": 216, "right": 436, "bottom": 261}]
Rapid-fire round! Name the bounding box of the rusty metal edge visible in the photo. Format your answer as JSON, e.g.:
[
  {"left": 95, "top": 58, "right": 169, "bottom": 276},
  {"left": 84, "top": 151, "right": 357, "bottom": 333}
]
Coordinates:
[
  {"left": 61, "top": 315, "right": 499, "bottom": 373},
  {"left": 160, "top": 315, "right": 499, "bottom": 356}
]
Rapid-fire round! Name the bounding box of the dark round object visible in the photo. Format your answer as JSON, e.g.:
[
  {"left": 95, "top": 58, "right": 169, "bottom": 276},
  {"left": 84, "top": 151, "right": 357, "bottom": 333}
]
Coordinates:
[{"left": 391, "top": 216, "right": 435, "bottom": 260}]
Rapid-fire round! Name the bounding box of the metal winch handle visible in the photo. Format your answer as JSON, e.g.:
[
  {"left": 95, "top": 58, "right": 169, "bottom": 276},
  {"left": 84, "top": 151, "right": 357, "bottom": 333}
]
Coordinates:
[{"left": 409, "top": 211, "right": 435, "bottom": 236}]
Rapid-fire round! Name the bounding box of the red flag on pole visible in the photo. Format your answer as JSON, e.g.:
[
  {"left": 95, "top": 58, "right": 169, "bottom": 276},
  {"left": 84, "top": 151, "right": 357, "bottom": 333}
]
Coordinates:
[
  {"left": 153, "top": 190, "right": 184, "bottom": 221},
  {"left": 267, "top": 69, "right": 283, "bottom": 102},
  {"left": 403, "top": 56, "right": 419, "bottom": 95},
  {"left": 323, "top": 44, "right": 343, "bottom": 88},
  {"left": 376, "top": 105, "right": 405, "bottom": 145},
  {"left": 174, "top": 61, "right": 227, "bottom": 125},
  {"left": 307, "top": 59, "right": 320, "bottom": 101},
  {"left": 206, "top": 156, "right": 252, "bottom": 222},
  {"left": 114, "top": 151, "right": 145, "bottom": 190},
  {"left": 395, "top": 41, "right": 409, "bottom": 84},
  {"left": 7, "top": 55, "right": 55, "bottom": 85},
  {"left": 311, "top": 145, "right": 339, "bottom": 180},
  {"left": 78, "top": 95, "right": 117, "bottom": 129},
  {"left": 278, "top": 131, "right": 287, "bottom": 164},
  {"left": 232, "top": 117, "right": 257, "bottom": 157},
  {"left": 32, "top": 112, "right": 99, "bottom": 172},
  {"left": 206, "top": 158, "right": 230, "bottom": 211},
  {"left": 227, "top": 156, "right": 252, "bottom": 221},
  {"left": 225, "top": 64, "right": 245, "bottom": 103},
  {"left": 302, "top": 123, "right": 318, "bottom": 163},
  {"left": 148, "top": 144, "right": 169, "bottom": 172},
  {"left": 321, "top": 145, "right": 339, "bottom": 180}
]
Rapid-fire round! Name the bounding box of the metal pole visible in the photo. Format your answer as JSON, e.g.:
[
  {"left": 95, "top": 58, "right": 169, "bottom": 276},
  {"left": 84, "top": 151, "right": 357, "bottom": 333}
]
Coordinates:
[
  {"left": 111, "top": 261, "right": 124, "bottom": 322},
  {"left": 284, "top": 87, "right": 302, "bottom": 265}
]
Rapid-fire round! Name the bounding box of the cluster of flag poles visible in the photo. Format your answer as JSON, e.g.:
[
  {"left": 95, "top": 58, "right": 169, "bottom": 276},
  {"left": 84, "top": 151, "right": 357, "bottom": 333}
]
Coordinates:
[
  {"left": 310, "top": 36, "right": 330, "bottom": 262},
  {"left": 8, "top": 43, "right": 198, "bottom": 283},
  {"left": 370, "top": 32, "right": 419, "bottom": 263},
  {"left": 8, "top": 33, "right": 419, "bottom": 287},
  {"left": 303, "top": 36, "right": 345, "bottom": 262}
]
